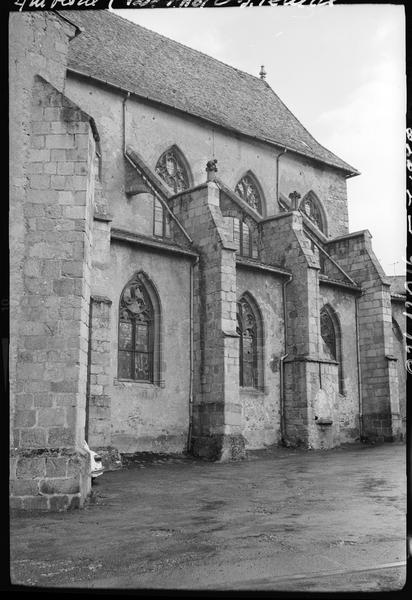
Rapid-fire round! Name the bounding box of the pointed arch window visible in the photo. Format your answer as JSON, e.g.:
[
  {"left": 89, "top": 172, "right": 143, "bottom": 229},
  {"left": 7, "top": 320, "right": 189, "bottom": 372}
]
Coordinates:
[
  {"left": 237, "top": 295, "right": 264, "bottom": 389},
  {"left": 155, "top": 147, "right": 190, "bottom": 194},
  {"left": 300, "top": 192, "right": 325, "bottom": 233},
  {"left": 320, "top": 305, "right": 344, "bottom": 394},
  {"left": 118, "top": 273, "right": 158, "bottom": 382},
  {"left": 235, "top": 174, "right": 263, "bottom": 214}
]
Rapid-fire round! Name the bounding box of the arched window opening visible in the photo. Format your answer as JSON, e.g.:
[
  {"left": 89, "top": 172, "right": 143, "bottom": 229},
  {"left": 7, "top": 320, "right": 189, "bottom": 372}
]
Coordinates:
[
  {"left": 300, "top": 192, "right": 325, "bottom": 233},
  {"left": 225, "top": 217, "right": 258, "bottom": 259},
  {"left": 320, "top": 305, "right": 344, "bottom": 394},
  {"left": 155, "top": 147, "right": 191, "bottom": 194},
  {"left": 118, "top": 274, "right": 156, "bottom": 382},
  {"left": 237, "top": 296, "right": 260, "bottom": 388},
  {"left": 153, "top": 197, "right": 171, "bottom": 238},
  {"left": 235, "top": 173, "right": 263, "bottom": 215}
]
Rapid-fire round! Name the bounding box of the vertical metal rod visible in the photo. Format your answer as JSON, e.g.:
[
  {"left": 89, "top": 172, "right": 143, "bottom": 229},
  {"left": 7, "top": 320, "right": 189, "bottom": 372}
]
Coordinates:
[{"left": 187, "top": 255, "right": 199, "bottom": 454}]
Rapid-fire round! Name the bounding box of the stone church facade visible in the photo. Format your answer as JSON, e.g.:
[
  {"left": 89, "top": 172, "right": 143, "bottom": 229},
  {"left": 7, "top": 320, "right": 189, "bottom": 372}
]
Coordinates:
[{"left": 9, "top": 10, "right": 406, "bottom": 511}]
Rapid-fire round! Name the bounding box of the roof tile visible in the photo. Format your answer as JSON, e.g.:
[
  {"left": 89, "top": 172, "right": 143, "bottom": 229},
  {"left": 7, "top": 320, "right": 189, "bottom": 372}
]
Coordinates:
[{"left": 66, "top": 10, "right": 358, "bottom": 175}]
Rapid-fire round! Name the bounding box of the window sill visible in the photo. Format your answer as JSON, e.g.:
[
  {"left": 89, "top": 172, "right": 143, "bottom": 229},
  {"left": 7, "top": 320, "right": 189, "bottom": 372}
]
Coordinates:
[
  {"left": 240, "top": 387, "right": 265, "bottom": 396},
  {"left": 114, "top": 378, "right": 165, "bottom": 389}
]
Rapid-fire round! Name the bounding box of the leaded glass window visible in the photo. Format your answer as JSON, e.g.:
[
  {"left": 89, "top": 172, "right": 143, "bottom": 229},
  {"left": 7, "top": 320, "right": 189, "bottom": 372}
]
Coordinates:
[
  {"left": 155, "top": 148, "right": 190, "bottom": 194},
  {"left": 237, "top": 297, "right": 258, "bottom": 388},
  {"left": 320, "top": 305, "right": 344, "bottom": 394},
  {"left": 320, "top": 309, "right": 336, "bottom": 360},
  {"left": 235, "top": 175, "right": 263, "bottom": 214},
  {"left": 300, "top": 193, "right": 324, "bottom": 232},
  {"left": 118, "top": 275, "right": 154, "bottom": 382}
]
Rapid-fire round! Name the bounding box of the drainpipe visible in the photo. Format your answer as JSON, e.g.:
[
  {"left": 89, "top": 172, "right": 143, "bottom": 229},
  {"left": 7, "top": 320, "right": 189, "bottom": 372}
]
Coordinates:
[
  {"left": 187, "top": 255, "right": 199, "bottom": 454},
  {"left": 355, "top": 295, "right": 364, "bottom": 441},
  {"left": 276, "top": 148, "right": 287, "bottom": 205},
  {"left": 122, "top": 92, "right": 130, "bottom": 154},
  {"left": 280, "top": 274, "right": 293, "bottom": 445}
]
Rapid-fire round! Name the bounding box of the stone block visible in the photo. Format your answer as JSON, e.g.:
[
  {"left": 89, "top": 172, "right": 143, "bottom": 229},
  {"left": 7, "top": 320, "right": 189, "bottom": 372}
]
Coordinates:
[
  {"left": 21, "top": 496, "right": 49, "bottom": 511},
  {"left": 49, "top": 495, "right": 70, "bottom": 511},
  {"left": 45, "top": 457, "right": 67, "bottom": 478},
  {"left": 47, "top": 427, "right": 75, "bottom": 447},
  {"left": 40, "top": 477, "right": 80, "bottom": 495},
  {"left": 14, "top": 409, "right": 37, "bottom": 429},
  {"left": 20, "top": 428, "right": 47, "bottom": 448},
  {"left": 10, "top": 479, "right": 40, "bottom": 496},
  {"left": 37, "top": 408, "right": 65, "bottom": 427},
  {"left": 16, "top": 456, "right": 46, "bottom": 479}
]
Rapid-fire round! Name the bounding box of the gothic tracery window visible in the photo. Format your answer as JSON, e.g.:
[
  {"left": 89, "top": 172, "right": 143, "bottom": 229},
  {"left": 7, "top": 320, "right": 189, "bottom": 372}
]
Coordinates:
[
  {"left": 235, "top": 174, "right": 263, "bottom": 214},
  {"left": 320, "top": 309, "right": 336, "bottom": 360},
  {"left": 237, "top": 296, "right": 259, "bottom": 388},
  {"left": 300, "top": 192, "right": 325, "bottom": 233},
  {"left": 320, "top": 305, "right": 344, "bottom": 394},
  {"left": 118, "top": 274, "right": 154, "bottom": 382},
  {"left": 155, "top": 147, "right": 190, "bottom": 194}
]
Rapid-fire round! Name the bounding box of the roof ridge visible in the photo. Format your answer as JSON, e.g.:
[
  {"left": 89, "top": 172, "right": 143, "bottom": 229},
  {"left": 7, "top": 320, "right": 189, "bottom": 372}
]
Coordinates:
[
  {"left": 107, "top": 9, "right": 266, "bottom": 85},
  {"left": 67, "top": 10, "right": 359, "bottom": 175}
]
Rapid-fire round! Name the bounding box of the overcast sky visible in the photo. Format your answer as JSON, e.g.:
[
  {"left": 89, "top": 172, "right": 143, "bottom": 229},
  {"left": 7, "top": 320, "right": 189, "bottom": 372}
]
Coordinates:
[{"left": 113, "top": 5, "right": 406, "bottom": 276}]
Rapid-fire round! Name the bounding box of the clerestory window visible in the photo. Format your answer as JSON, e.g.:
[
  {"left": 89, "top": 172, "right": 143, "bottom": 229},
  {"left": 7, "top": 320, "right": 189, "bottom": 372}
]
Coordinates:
[
  {"left": 235, "top": 173, "right": 263, "bottom": 215},
  {"left": 155, "top": 146, "right": 191, "bottom": 194}
]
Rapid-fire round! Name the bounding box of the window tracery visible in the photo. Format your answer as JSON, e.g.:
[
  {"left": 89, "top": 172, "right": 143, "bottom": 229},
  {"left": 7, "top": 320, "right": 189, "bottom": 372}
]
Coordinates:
[
  {"left": 237, "top": 297, "right": 258, "bottom": 388},
  {"left": 320, "top": 305, "right": 344, "bottom": 394},
  {"left": 235, "top": 174, "right": 263, "bottom": 214},
  {"left": 155, "top": 148, "right": 190, "bottom": 194},
  {"left": 300, "top": 193, "right": 324, "bottom": 232},
  {"left": 320, "top": 309, "right": 336, "bottom": 360},
  {"left": 118, "top": 275, "right": 154, "bottom": 382}
]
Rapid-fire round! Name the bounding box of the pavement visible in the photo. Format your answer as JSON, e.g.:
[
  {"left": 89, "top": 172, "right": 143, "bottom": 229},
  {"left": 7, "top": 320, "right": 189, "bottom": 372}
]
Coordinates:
[{"left": 9, "top": 442, "right": 407, "bottom": 592}]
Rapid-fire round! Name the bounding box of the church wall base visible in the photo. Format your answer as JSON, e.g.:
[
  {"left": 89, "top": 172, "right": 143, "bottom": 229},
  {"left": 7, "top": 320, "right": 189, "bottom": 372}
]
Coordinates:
[
  {"left": 362, "top": 412, "right": 405, "bottom": 443},
  {"left": 10, "top": 448, "right": 91, "bottom": 513},
  {"left": 191, "top": 434, "right": 246, "bottom": 462}
]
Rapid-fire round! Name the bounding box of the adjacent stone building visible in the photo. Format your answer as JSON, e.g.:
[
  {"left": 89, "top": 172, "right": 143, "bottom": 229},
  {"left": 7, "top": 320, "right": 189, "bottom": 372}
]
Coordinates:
[{"left": 9, "top": 9, "right": 406, "bottom": 511}]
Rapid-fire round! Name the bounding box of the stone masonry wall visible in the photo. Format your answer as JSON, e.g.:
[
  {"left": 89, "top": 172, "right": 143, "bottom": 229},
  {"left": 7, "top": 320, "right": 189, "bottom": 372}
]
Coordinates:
[
  {"left": 260, "top": 212, "right": 343, "bottom": 448},
  {"left": 169, "top": 183, "right": 245, "bottom": 460},
  {"left": 87, "top": 296, "right": 112, "bottom": 451},
  {"left": 278, "top": 151, "right": 349, "bottom": 238},
  {"left": 10, "top": 75, "right": 96, "bottom": 511},
  {"left": 9, "top": 10, "right": 77, "bottom": 452},
  {"left": 326, "top": 232, "right": 402, "bottom": 441},
  {"left": 391, "top": 300, "right": 406, "bottom": 432}
]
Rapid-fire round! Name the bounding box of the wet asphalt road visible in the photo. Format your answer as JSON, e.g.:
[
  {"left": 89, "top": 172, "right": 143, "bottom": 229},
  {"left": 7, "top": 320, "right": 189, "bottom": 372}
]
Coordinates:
[{"left": 10, "top": 443, "right": 407, "bottom": 592}]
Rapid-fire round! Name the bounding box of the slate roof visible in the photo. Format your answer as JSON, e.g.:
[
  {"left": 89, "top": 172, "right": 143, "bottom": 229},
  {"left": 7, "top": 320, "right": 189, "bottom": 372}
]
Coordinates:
[{"left": 66, "top": 10, "right": 359, "bottom": 176}]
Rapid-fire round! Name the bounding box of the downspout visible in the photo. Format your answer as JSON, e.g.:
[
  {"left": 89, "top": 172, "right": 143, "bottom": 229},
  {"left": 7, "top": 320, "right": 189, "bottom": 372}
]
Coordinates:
[
  {"left": 355, "top": 294, "right": 364, "bottom": 441},
  {"left": 187, "top": 255, "right": 200, "bottom": 454},
  {"left": 276, "top": 148, "right": 287, "bottom": 205},
  {"left": 122, "top": 92, "right": 130, "bottom": 154},
  {"left": 280, "top": 274, "right": 293, "bottom": 445}
]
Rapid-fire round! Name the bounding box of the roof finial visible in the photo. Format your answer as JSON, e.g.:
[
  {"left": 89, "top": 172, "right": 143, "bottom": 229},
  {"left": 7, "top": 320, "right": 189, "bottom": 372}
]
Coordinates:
[
  {"left": 259, "top": 65, "right": 267, "bottom": 80},
  {"left": 289, "top": 191, "right": 301, "bottom": 210}
]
